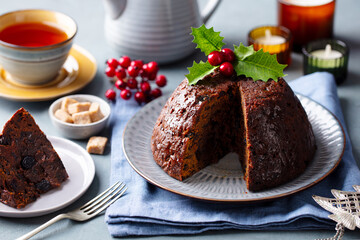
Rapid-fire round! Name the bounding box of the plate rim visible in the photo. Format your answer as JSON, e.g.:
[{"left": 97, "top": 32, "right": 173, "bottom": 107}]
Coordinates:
[
  {"left": 123, "top": 94, "right": 345, "bottom": 203},
  {"left": 0, "top": 136, "right": 95, "bottom": 217},
  {"left": 0, "top": 44, "right": 97, "bottom": 102}
]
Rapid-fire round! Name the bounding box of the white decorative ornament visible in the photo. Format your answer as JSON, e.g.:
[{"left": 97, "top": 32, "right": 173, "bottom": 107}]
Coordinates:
[{"left": 313, "top": 185, "right": 360, "bottom": 240}]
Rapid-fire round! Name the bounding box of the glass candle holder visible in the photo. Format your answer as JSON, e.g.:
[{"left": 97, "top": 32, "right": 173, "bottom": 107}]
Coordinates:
[
  {"left": 302, "top": 39, "right": 349, "bottom": 85},
  {"left": 248, "top": 26, "right": 292, "bottom": 66},
  {"left": 278, "top": 0, "right": 335, "bottom": 52}
]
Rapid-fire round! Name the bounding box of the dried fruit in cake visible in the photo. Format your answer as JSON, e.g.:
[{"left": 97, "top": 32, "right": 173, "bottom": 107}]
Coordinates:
[{"left": 0, "top": 108, "right": 68, "bottom": 208}]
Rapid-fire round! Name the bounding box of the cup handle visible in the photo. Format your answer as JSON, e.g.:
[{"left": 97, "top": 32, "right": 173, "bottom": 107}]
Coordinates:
[{"left": 201, "top": 0, "right": 222, "bottom": 24}]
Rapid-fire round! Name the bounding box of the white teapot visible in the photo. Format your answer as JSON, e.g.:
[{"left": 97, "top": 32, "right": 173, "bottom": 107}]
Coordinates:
[{"left": 103, "top": 0, "right": 221, "bottom": 64}]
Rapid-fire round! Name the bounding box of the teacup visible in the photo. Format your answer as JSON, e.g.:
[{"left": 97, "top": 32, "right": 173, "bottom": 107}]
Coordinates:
[{"left": 0, "top": 9, "right": 77, "bottom": 85}]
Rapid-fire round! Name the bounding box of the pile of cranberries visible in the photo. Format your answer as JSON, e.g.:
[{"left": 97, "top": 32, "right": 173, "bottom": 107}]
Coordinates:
[
  {"left": 208, "top": 48, "right": 235, "bottom": 77},
  {"left": 104, "top": 56, "right": 167, "bottom": 104}
]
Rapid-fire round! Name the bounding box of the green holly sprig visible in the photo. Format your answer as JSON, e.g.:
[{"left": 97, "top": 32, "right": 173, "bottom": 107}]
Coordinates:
[{"left": 185, "top": 25, "right": 287, "bottom": 85}]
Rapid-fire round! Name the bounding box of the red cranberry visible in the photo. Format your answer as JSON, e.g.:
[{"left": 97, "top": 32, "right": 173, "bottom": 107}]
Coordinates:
[
  {"left": 146, "top": 61, "right": 159, "bottom": 75},
  {"left": 119, "top": 56, "right": 131, "bottom": 68},
  {"left": 140, "top": 81, "right": 151, "bottom": 93},
  {"left": 219, "top": 62, "right": 234, "bottom": 77},
  {"left": 130, "top": 60, "right": 144, "bottom": 69},
  {"left": 150, "top": 88, "right": 162, "bottom": 98},
  {"left": 139, "top": 69, "right": 148, "bottom": 79},
  {"left": 115, "top": 68, "right": 127, "bottom": 80},
  {"left": 127, "top": 65, "right": 139, "bottom": 77},
  {"left": 155, "top": 75, "right": 167, "bottom": 87},
  {"left": 208, "top": 51, "right": 224, "bottom": 66},
  {"left": 115, "top": 79, "right": 127, "bottom": 90},
  {"left": 127, "top": 78, "right": 138, "bottom": 89},
  {"left": 144, "top": 92, "right": 153, "bottom": 103},
  {"left": 148, "top": 72, "right": 157, "bottom": 81},
  {"left": 107, "top": 58, "right": 119, "bottom": 68},
  {"left": 120, "top": 89, "right": 132, "bottom": 100},
  {"left": 105, "top": 88, "right": 116, "bottom": 101},
  {"left": 105, "top": 66, "right": 116, "bottom": 77},
  {"left": 134, "top": 91, "right": 146, "bottom": 104},
  {"left": 221, "top": 48, "right": 235, "bottom": 62},
  {"left": 142, "top": 64, "right": 149, "bottom": 72}
]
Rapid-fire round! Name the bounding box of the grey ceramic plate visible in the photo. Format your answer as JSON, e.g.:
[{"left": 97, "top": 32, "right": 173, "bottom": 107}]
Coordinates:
[{"left": 123, "top": 94, "right": 345, "bottom": 202}]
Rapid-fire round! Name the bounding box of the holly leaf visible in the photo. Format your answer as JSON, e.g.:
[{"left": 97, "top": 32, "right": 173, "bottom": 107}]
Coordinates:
[
  {"left": 233, "top": 43, "right": 255, "bottom": 61},
  {"left": 191, "top": 24, "right": 225, "bottom": 55},
  {"left": 187, "top": 26, "right": 287, "bottom": 85},
  {"left": 233, "top": 48, "right": 287, "bottom": 82},
  {"left": 185, "top": 61, "right": 217, "bottom": 85}
]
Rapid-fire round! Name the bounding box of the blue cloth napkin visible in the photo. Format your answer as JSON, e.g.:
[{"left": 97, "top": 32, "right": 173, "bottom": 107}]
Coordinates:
[{"left": 105, "top": 72, "right": 360, "bottom": 237}]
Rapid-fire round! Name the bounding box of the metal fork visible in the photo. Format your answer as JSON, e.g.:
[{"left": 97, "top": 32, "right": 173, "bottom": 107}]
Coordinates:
[{"left": 17, "top": 181, "right": 127, "bottom": 240}]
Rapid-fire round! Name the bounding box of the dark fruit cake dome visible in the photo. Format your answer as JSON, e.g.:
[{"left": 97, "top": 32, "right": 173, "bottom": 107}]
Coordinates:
[{"left": 150, "top": 25, "right": 316, "bottom": 191}]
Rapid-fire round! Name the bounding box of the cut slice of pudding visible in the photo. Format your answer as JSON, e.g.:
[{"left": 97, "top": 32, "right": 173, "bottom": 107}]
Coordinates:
[{"left": 0, "top": 108, "right": 68, "bottom": 208}]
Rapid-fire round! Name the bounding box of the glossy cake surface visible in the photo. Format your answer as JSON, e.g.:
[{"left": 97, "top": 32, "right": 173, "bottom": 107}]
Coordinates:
[
  {"left": 0, "top": 108, "right": 68, "bottom": 208},
  {"left": 151, "top": 70, "right": 316, "bottom": 191}
]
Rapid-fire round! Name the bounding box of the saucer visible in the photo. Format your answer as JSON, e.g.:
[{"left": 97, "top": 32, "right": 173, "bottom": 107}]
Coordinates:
[{"left": 0, "top": 44, "right": 96, "bottom": 101}]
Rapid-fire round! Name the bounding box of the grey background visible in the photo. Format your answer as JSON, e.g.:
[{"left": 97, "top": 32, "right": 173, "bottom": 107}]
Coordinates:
[{"left": 1, "top": 0, "right": 360, "bottom": 239}]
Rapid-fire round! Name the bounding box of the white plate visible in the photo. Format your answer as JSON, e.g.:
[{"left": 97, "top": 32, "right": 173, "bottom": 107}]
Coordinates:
[
  {"left": 0, "top": 136, "right": 95, "bottom": 217},
  {"left": 123, "top": 94, "right": 345, "bottom": 202}
]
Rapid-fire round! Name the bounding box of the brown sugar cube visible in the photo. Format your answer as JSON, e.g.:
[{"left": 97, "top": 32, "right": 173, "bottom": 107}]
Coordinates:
[
  {"left": 72, "top": 111, "right": 92, "bottom": 124},
  {"left": 89, "top": 102, "right": 104, "bottom": 122},
  {"left": 54, "top": 109, "right": 74, "bottom": 123},
  {"left": 61, "top": 97, "right": 78, "bottom": 113},
  {"left": 86, "top": 136, "right": 108, "bottom": 154},
  {"left": 68, "top": 102, "right": 91, "bottom": 115}
]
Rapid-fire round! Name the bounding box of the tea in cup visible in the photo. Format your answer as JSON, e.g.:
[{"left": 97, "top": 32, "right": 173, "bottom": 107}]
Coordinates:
[{"left": 0, "top": 9, "right": 77, "bottom": 85}]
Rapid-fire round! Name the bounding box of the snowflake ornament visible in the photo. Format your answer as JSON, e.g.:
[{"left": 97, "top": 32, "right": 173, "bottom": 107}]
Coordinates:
[{"left": 313, "top": 185, "right": 360, "bottom": 240}]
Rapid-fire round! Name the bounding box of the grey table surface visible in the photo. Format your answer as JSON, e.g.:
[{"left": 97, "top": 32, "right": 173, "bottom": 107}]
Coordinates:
[{"left": 1, "top": 0, "right": 360, "bottom": 239}]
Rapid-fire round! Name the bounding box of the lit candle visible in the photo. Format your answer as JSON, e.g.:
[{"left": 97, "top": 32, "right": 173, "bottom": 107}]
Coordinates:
[
  {"left": 311, "top": 44, "right": 342, "bottom": 59},
  {"left": 248, "top": 26, "right": 292, "bottom": 65},
  {"left": 278, "top": 0, "right": 335, "bottom": 52},
  {"left": 310, "top": 44, "right": 342, "bottom": 68},
  {"left": 256, "top": 29, "right": 286, "bottom": 45},
  {"left": 302, "top": 40, "right": 349, "bottom": 85}
]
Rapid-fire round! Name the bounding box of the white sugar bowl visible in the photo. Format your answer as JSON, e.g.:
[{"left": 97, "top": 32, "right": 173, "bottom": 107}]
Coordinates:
[{"left": 49, "top": 94, "right": 111, "bottom": 139}]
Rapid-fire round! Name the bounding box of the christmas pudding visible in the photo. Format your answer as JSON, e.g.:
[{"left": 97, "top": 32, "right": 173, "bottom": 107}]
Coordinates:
[
  {"left": 150, "top": 25, "right": 316, "bottom": 191},
  {"left": 151, "top": 70, "right": 316, "bottom": 191},
  {"left": 0, "top": 108, "right": 68, "bottom": 208}
]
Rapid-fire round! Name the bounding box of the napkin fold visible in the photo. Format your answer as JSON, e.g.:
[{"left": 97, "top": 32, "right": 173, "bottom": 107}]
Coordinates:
[{"left": 105, "top": 72, "right": 360, "bottom": 237}]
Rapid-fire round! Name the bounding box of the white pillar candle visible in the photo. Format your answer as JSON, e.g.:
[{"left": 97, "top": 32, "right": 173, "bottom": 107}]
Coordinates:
[
  {"left": 310, "top": 44, "right": 343, "bottom": 68},
  {"left": 256, "top": 29, "right": 286, "bottom": 45}
]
